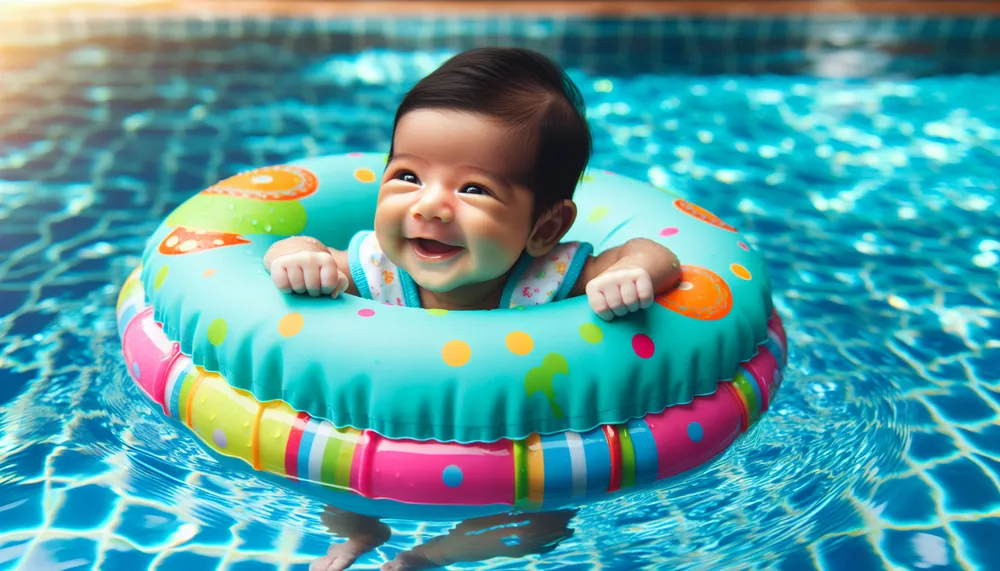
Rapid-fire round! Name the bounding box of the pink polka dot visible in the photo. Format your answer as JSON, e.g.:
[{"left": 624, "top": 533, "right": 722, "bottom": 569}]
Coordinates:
[
  {"left": 358, "top": 308, "right": 375, "bottom": 317},
  {"left": 738, "top": 241, "right": 750, "bottom": 251},
  {"left": 632, "top": 334, "right": 655, "bottom": 359},
  {"left": 347, "top": 152, "right": 363, "bottom": 157},
  {"left": 659, "top": 227, "right": 679, "bottom": 237}
]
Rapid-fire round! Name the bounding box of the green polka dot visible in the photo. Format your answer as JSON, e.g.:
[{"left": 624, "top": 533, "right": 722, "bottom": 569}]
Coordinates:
[
  {"left": 587, "top": 206, "right": 610, "bottom": 223},
  {"left": 207, "top": 318, "right": 228, "bottom": 346},
  {"left": 154, "top": 266, "right": 169, "bottom": 291},
  {"left": 165, "top": 195, "right": 307, "bottom": 236},
  {"left": 426, "top": 308, "right": 449, "bottom": 316},
  {"left": 524, "top": 353, "right": 568, "bottom": 418},
  {"left": 582, "top": 174, "right": 596, "bottom": 182},
  {"left": 579, "top": 323, "right": 603, "bottom": 344}
]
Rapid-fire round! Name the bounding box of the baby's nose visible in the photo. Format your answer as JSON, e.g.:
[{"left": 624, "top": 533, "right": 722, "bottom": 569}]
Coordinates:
[{"left": 411, "top": 187, "right": 454, "bottom": 223}]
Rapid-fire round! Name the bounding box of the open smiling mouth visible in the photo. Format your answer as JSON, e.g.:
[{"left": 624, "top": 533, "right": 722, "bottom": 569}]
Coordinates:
[{"left": 410, "top": 238, "right": 464, "bottom": 261}]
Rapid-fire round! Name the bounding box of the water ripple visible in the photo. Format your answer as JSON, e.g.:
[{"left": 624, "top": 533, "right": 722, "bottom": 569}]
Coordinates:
[{"left": 1, "top": 42, "right": 998, "bottom": 571}]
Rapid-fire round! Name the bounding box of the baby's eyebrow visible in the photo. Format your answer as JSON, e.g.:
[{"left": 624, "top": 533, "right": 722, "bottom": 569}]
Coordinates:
[{"left": 387, "top": 153, "right": 423, "bottom": 164}]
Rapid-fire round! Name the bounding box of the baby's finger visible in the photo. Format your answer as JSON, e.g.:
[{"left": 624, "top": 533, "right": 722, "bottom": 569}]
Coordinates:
[
  {"left": 302, "top": 263, "right": 323, "bottom": 297},
  {"left": 587, "top": 289, "right": 615, "bottom": 321},
  {"left": 271, "top": 266, "right": 292, "bottom": 293},
  {"left": 603, "top": 285, "right": 629, "bottom": 317},
  {"left": 620, "top": 282, "right": 640, "bottom": 313},
  {"left": 332, "top": 271, "right": 350, "bottom": 298},
  {"left": 636, "top": 276, "right": 655, "bottom": 309},
  {"left": 319, "top": 261, "right": 340, "bottom": 295},
  {"left": 286, "top": 265, "right": 306, "bottom": 294}
]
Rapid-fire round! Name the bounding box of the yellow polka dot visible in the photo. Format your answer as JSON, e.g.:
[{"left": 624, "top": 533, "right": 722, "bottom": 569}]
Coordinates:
[
  {"left": 505, "top": 331, "right": 534, "bottom": 355},
  {"left": 178, "top": 239, "right": 198, "bottom": 253},
  {"left": 165, "top": 235, "right": 179, "bottom": 248},
  {"left": 730, "top": 263, "right": 752, "bottom": 280},
  {"left": 202, "top": 268, "right": 216, "bottom": 278},
  {"left": 154, "top": 266, "right": 169, "bottom": 291},
  {"left": 207, "top": 318, "right": 227, "bottom": 346},
  {"left": 278, "top": 313, "right": 304, "bottom": 338},
  {"left": 426, "top": 308, "right": 449, "bottom": 316},
  {"left": 354, "top": 168, "right": 377, "bottom": 183},
  {"left": 579, "top": 323, "right": 603, "bottom": 344},
  {"left": 587, "top": 206, "right": 610, "bottom": 223},
  {"left": 582, "top": 174, "right": 595, "bottom": 182},
  {"left": 442, "top": 340, "right": 471, "bottom": 367}
]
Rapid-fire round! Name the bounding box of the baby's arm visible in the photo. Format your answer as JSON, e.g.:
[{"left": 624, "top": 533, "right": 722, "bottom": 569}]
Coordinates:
[
  {"left": 263, "top": 236, "right": 357, "bottom": 298},
  {"left": 568, "top": 238, "right": 681, "bottom": 321}
]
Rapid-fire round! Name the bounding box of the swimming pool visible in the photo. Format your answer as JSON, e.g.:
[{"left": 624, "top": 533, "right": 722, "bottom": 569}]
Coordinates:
[{"left": 1, "top": 12, "right": 999, "bottom": 571}]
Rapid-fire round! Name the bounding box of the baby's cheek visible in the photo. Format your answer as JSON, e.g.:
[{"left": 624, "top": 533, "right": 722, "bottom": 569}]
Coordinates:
[{"left": 473, "top": 235, "right": 523, "bottom": 276}]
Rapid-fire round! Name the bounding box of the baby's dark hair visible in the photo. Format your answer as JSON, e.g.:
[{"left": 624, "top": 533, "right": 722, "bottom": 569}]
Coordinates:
[{"left": 389, "top": 47, "right": 592, "bottom": 217}]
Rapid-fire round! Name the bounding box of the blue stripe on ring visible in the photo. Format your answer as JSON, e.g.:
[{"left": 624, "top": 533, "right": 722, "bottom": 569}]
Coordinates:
[
  {"left": 541, "top": 432, "right": 575, "bottom": 505},
  {"left": 168, "top": 362, "right": 191, "bottom": 422},
  {"left": 297, "top": 418, "right": 321, "bottom": 482},
  {"left": 625, "top": 418, "right": 659, "bottom": 485},
  {"left": 581, "top": 427, "right": 611, "bottom": 496}
]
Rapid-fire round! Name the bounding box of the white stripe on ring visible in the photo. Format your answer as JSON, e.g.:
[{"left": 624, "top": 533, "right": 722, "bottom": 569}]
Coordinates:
[{"left": 565, "top": 431, "right": 587, "bottom": 498}]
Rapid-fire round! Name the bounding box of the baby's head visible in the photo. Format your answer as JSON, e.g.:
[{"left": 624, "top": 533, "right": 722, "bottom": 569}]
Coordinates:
[{"left": 375, "top": 47, "right": 591, "bottom": 297}]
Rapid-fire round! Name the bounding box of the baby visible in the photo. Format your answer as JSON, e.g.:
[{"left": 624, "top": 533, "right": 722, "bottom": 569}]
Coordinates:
[
  {"left": 265, "top": 47, "right": 683, "bottom": 570},
  {"left": 264, "top": 47, "right": 681, "bottom": 319}
]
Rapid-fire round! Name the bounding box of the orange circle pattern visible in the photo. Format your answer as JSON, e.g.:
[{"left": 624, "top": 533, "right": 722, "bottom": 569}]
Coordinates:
[
  {"left": 730, "top": 263, "right": 752, "bottom": 280},
  {"left": 278, "top": 313, "right": 305, "bottom": 338},
  {"left": 655, "top": 265, "right": 733, "bottom": 321},
  {"left": 354, "top": 168, "right": 377, "bottom": 183},
  {"left": 202, "top": 165, "right": 318, "bottom": 201},
  {"left": 505, "top": 331, "right": 534, "bottom": 355},
  {"left": 442, "top": 340, "right": 472, "bottom": 367},
  {"left": 673, "top": 199, "right": 737, "bottom": 233}
]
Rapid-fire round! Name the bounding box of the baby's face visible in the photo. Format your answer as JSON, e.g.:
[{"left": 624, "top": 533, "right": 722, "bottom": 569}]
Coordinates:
[{"left": 375, "top": 109, "right": 537, "bottom": 293}]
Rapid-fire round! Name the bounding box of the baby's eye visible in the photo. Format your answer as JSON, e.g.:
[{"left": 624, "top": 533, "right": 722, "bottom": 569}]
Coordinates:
[
  {"left": 458, "top": 184, "right": 490, "bottom": 196},
  {"left": 395, "top": 171, "right": 420, "bottom": 184}
]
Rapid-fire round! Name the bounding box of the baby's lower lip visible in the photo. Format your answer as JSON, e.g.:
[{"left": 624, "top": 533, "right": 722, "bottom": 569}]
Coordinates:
[{"left": 409, "top": 238, "right": 463, "bottom": 260}]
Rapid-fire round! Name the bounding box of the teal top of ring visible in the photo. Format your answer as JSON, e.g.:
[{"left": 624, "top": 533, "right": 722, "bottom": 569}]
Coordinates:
[{"left": 139, "top": 152, "right": 774, "bottom": 443}]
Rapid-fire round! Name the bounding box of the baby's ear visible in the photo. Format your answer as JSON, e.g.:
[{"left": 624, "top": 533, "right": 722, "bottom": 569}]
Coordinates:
[{"left": 525, "top": 200, "right": 577, "bottom": 257}]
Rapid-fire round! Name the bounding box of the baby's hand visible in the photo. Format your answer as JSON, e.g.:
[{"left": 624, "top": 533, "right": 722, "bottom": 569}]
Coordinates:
[
  {"left": 585, "top": 264, "right": 655, "bottom": 321},
  {"left": 269, "top": 250, "right": 349, "bottom": 298}
]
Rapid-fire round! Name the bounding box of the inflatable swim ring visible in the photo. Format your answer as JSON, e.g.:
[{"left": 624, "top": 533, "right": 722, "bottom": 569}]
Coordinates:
[{"left": 116, "top": 152, "right": 787, "bottom": 517}]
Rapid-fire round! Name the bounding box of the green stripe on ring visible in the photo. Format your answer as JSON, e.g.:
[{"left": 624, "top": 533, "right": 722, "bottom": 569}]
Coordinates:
[
  {"left": 320, "top": 424, "right": 346, "bottom": 486},
  {"left": 618, "top": 424, "right": 636, "bottom": 490},
  {"left": 512, "top": 438, "right": 528, "bottom": 504},
  {"left": 732, "top": 372, "right": 761, "bottom": 426},
  {"left": 332, "top": 428, "right": 356, "bottom": 489}
]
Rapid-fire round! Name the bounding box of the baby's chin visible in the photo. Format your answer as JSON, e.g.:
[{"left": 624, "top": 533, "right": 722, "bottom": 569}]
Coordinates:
[
  {"left": 406, "top": 272, "right": 472, "bottom": 294},
  {"left": 405, "top": 267, "right": 508, "bottom": 296}
]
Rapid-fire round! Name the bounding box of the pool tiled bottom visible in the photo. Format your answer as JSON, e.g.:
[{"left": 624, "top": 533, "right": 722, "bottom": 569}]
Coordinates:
[{"left": 1, "top": 23, "right": 999, "bottom": 571}]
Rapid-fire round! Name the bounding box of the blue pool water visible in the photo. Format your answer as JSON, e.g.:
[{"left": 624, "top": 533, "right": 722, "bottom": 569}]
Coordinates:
[{"left": 2, "top": 21, "right": 1000, "bottom": 571}]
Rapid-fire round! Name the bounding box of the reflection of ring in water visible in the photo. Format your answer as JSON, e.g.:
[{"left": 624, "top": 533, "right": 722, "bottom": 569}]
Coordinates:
[
  {"left": 416, "top": 509, "right": 579, "bottom": 566},
  {"left": 314, "top": 507, "right": 578, "bottom": 570}
]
